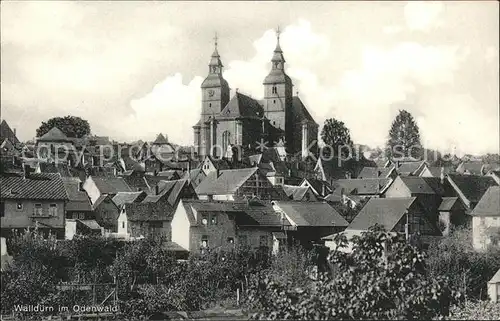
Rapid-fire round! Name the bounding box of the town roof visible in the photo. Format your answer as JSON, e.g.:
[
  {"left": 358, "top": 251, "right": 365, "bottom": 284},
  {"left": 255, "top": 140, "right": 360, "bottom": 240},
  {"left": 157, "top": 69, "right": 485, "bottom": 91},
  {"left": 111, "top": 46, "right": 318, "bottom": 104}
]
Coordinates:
[
  {"left": 195, "top": 167, "right": 258, "bottom": 195},
  {"left": 438, "top": 197, "right": 460, "bottom": 211},
  {"left": 78, "top": 219, "right": 102, "bottom": 230},
  {"left": 153, "top": 133, "right": 169, "bottom": 145},
  {"left": 283, "top": 185, "right": 313, "bottom": 201},
  {"left": 471, "top": 186, "right": 500, "bottom": 217},
  {"left": 157, "top": 170, "right": 181, "bottom": 180},
  {"left": 358, "top": 165, "right": 396, "bottom": 179},
  {"left": 0, "top": 172, "right": 69, "bottom": 200},
  {"left": 448, "top": 174, "right": 498, "bottom": 204},
  {"left": 291, "top": 96, "right": 317, "bottom": 125},
  {"left": 458, "top": 161, "right": 485, "bottom": 175},
  {"left": 334, "top": 178, "right": 391, "bottom": 195},
  {"left": 91, "top": 176, "right": 133, "bottom": 194},
  {"left": 112, "top": 191, "right": 146, "bottom": 207},
  {"left": 38, "top": 127, "right": 73, "bottom": 142},
  {"left": 397, "top": 176, "right": 437, "bottom": 194},
  {"left": 427, "top": 166, "right": 454, "bottom": 177},
  {"left": 62, "top": 178, "right": 92, "bottom": 211},
  {"left": 302, "top": 178, "right": 333, "bottom": 196},
  {"left": 217, "top": 92, "right": 264, "bottom": 120},
  {"left": 347, "top": 197, "right": 417, "bottom": 231},
  {"left": 397, "top": 161, "right": 426, "bottom": 176},
  {"left": 0, "top": 120, "right": 20, "bottom": 145},
  {"left": 275, "top": 201, "right": 348, "bottom": 227}
]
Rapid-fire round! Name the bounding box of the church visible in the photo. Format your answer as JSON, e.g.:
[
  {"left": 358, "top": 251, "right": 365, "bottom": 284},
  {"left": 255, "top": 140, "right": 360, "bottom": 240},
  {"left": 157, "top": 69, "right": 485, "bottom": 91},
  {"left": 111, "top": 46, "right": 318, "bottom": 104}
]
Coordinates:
[{"left": 193, "top": 30, "right": 319, "bottom": 160}]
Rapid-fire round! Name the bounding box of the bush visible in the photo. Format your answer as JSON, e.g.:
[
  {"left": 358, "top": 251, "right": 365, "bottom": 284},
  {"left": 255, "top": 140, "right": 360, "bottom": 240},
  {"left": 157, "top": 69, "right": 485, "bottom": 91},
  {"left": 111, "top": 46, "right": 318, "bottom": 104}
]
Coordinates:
[{"left": 246, "top": 227, "right": 461, "bottom": 320}]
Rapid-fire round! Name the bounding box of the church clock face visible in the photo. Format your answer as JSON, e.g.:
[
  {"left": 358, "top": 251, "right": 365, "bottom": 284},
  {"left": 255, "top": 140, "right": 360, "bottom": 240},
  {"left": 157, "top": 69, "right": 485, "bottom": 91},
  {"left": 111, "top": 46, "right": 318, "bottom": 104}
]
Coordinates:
[{"left": 208, "top": 89, "right": 215, "bottom": 97}]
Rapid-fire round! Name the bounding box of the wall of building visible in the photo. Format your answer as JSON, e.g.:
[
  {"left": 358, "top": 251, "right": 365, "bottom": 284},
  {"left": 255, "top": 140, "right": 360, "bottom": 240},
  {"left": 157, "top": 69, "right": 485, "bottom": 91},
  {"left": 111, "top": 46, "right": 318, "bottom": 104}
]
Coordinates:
[
  {"left": 171, "top": 202, "right": 191, "bottom": 251},
  {"left": 473, "top": 216, "right": 500, "bottom": 251},
  {"left": 83, "top": 177, "right": 101, "bottom": 205},
  {"left": 384, "top": 178, "right": 411, "bottom": 198},
  {"left": 1, "top": 199, "right": 65, "bottom": 229},
  {"left": 189, "top": 212, "right": 237, "bottom": 253},
  {"left": 93, "top": 199, "right": 120, "bottom": 232},
  {"left": 128, "top": 220, "right": 171, "bottom": 240},
  {"left": 238, "top": 227, "right": 275, "bottom": 249}
]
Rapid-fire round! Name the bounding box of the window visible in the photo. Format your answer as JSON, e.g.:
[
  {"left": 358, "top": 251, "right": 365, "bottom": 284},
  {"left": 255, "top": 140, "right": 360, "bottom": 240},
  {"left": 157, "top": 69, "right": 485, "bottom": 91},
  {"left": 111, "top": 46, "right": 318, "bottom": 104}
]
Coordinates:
[
  {"left": 202, "top": 213, "right": 208, "bottom": 225},
  {"left": 227, "top": 237, "right": 234, "bottom": 244},
  {"left": 0, "top": 201, "right": 5, "bottom": 217},
  {"left": 211, "top": 214, "right": 218, "bottom": 225},
  {"left": 16, "top": 202, "right": 23, "bottom": 210},
  {"left": 272, "top": 86, "right": 277, "bottom": 94},
  {"left": 79, "top": 213, "right": 85, "bottom": 220},
  {"left": 49, "top": 204, "right": 58, "bottom": 216},
  {"left": 33, "top": 204, "right": 43, "bottom": 216},
  {"left": 273, "top": 100, "right": 276, "bottom": 104},
  {"left": 122, "top": 222, "right": 125, "bottom": 229},
  {"left": 259, "top": 235, "right": 268, "bottom": 247},
  {"left": 201, "top": 235, "right": 209, "bottom": 248}
]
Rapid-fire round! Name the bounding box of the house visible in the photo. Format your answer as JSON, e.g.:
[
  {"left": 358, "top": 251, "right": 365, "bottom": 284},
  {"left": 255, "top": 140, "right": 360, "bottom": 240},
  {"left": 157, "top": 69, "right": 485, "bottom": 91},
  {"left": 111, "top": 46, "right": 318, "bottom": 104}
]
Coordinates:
[
  {"left": 324, "top": 197, "right": 441, "bottom": 252},
  {"left": 92, "top": 194, "right": 121, "bottom": 233},
  {"left": 272, "top": 201, "right": 349, "bottom": 246},
  {"left": 488, "top": 269, "right": 500, "bottom": 303},
  {"left": 384, "top": 176, "right": 455, "bottom": 224},
  {"left": 125, "top": 179, "right": 197, "bottom": 239},
  {"left": 334, "top": 178, "right": 392, "bottom": 198},
  {"left": 195, "top": 167, "right": 287, "bottom": 201},
  {"left": 114, "top": 191, "right": 147, "bottom": 237},
  {"left": 35, "top": 127, "right": 77, "bottom": 162},
  {"left": 456, "top": 161, "right": 487, "bottom": 175},
  {"left": 470, "top": 186, "right": 500, "bottom": 251},
  {"left": 62, "top": 177, "right": 92, "bottom": 219},
  {"left": 419, "top": 166, "right": 454, "bottom": 178},
  {"left": 299, "top": 178, "right": 333, "bottom": 197},
  {"left": 438, "top": 197, "right": 467, "bottom": 236},
  {"left": 0, "top": 120, "right": 20, "bottom": 147},
  {"left": 357, "top": 165, "right": 397, "bottom": 179},
  {"left": 282, "top": 185, "right": 318, "bottom": 201},
  {"left": 395, "top": 160, "right": 428, "bottom": 176},
  {"left": 171, "top": 199, "right": 287, "bottom": 254},
  {"left": 0, "top": 170, "right": 68, "bottom": 239},
  {"left": 447, "top": 174, "right": 498, "bottom": 212},
  {"left": 82, "top": 176, "right": 133, "bottom": 205},
  {"left": 247, "top": 148, "right": 289, "bottom": 186}
]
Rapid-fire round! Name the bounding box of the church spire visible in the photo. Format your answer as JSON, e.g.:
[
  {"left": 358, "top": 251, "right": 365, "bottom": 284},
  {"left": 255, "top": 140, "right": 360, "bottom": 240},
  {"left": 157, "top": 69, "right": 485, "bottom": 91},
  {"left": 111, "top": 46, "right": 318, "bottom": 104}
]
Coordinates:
[
  {"left": 209, "top": 32, "right": 223, "bottom": 73},
  {"left": 271, "top": 26, "right": 285, "bottom": 68}
]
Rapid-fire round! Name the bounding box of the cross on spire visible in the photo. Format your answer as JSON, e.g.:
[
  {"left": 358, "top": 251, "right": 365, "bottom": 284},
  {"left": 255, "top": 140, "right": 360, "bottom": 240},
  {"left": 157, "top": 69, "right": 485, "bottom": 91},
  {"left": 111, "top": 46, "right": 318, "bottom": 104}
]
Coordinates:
[
  {"left": 276, "top": 26, "right": 281, "bottom": 42},
  {"left": 213, "top": 32, "right": 218, "bottom": 49}
]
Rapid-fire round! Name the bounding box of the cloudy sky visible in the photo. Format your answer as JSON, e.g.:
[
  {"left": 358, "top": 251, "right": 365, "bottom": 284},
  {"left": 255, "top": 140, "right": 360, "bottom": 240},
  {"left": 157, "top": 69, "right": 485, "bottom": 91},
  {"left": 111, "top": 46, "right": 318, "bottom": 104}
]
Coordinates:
[{"left": 1, "top": 1, "right": 498, "bottom": 155}]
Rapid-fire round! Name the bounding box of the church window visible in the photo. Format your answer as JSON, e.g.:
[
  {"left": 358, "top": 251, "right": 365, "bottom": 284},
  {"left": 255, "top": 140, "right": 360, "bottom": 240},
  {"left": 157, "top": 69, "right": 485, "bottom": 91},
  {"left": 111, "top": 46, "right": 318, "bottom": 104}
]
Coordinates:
[
  {"left": 209, "top": 103, "right": 212, "bottom": 108},
  {"left": 222, "top": 131, "right": 231, "bottom": 156},
  {"left": 273, "top": 100, "right": 276, "bottom": 104},
  {"left": 272, "top": 86, "right": 277, "bottom": 94}
]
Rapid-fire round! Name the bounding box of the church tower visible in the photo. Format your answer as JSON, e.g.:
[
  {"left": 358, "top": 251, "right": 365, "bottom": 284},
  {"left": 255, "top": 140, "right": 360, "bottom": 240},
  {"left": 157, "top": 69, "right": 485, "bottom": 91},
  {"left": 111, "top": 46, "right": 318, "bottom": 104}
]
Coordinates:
[
  {"left": 263, "top": 27, "right": 293, "bottom": 148},
  {"left": 200, "top": 33, "right": 230, "bottom": 122},
  {"left": 194, "top": 34, "right": 230, "bottom": 158}
]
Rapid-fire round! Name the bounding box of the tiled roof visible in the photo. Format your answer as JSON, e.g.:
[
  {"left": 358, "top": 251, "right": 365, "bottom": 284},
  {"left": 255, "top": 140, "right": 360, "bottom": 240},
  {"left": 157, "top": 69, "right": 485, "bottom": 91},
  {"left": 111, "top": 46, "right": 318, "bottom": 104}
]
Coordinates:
[
  {"left": 0, "top": 172, "right": 68, "bottom": 200},
  {"left": 334, "top": 178, "right": 391, "bottom": 195},
  {"left": 91, "top": 176, "right": 133, "bottom": 194},
  {"left": 471, "top": 186, "right": 500, "bottom": 217},
  {"left": 62, "top": 178, "right": 92, "bottom": 211},
  {"left": 427, "top": 166, "right": 454, "bottom": 177},
  {"left": 275, "top": 201, "right": 348, "bottom": 227},
  {"left": 358, "top": 166, "right": 395, "bottom": 179},
  {"left": 183, "top": 200, "right": 286, "bottom": 227},
  {"left": 0, "top": 120, "right": 20, "bottom": 145},
  {"left": 347, "top": 197, "right": 416, "bottom": 231},
  {"left": 157, "top": 170, "right": 181, "bottom": 180},
  {"left": 291, "top": 96, "right": 317, "bottom": 125},
  {"left": 112, "top": 191, "right": 146, "bottom": 207},
  {"left": 153, "top": 133, "right": 169, "bottom": 145},
  {"left": 38, "top": 127, "right": 72, "bottom": 142},
  {"left": 39, "top": 162, "right": 73, "bottom": 177},
  {"left": 217, "top": 93, "right": 264, "bottom": 119},
  {"left": 195, "top": 167, "right": 258, "bottom": 195},
  {"left": 458, "top": 161, "right": 484, "bottom": 175},
  {"left": 283, "top": 185, "right": 314, "bottom": 201},
  {"left": 448, "top": 174, "right": 498, "bottom": 204},
  {"left": 398, "top": 177, "right": 437, "bottom": 194},
  {"left": 397, "top": 161, "right": 425, "bottom": 176},
  {"left": 438, "top": 197, "right": 460, "bottom": 211},
  {"left": 78, "top": 219, "right": 102, "bottom": 230}
]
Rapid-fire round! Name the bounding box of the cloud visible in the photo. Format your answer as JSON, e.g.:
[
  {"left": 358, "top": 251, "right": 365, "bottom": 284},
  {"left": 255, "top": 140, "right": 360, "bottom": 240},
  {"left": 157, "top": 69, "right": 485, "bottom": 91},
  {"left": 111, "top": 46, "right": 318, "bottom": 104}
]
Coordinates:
[
  {"left": 383, "top": 25, "right": 402, "bottom": 35},
  {"left": 404, "top": 1, "right": 444, "bottom": 31}
]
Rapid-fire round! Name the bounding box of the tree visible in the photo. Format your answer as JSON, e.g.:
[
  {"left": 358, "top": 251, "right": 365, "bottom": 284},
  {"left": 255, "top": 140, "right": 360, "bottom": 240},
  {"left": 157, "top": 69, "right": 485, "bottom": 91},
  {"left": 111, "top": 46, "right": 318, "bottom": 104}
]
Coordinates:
[
  {"left": 320, "top": 118, "right": 354, "bottom": 158},
  {"left": 386, "top": 110, "right": 423, "bottom": 160},
  {"left": 36, "top": 116, "right": 91, "bottom": 138}
]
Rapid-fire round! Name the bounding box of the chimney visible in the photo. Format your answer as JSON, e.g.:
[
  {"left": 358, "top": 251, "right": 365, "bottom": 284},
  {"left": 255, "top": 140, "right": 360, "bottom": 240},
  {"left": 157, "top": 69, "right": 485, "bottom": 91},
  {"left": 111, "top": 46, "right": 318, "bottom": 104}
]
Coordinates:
[
  {"left": 440, "top": 166, "right": 445, "bottom": 184},
  {"left": 13, "top": 128, "right": 16, "bottom": 137}
]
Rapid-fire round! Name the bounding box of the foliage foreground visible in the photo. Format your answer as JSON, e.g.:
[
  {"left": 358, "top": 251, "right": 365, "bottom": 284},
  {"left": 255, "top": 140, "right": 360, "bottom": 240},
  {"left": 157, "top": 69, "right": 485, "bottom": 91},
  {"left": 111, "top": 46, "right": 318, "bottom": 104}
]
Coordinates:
[{"left": 1, "top": 227, "right": 498, "bottom": 320}]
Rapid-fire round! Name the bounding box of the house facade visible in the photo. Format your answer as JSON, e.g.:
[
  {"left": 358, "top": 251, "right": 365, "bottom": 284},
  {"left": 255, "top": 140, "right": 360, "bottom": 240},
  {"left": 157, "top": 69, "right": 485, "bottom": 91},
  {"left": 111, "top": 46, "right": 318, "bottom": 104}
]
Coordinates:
[
  {"left": 0, "top": 171, "right": 68, "bottom": 238},
  {"left": 471, "top": 186, "right": 500, "bottom": 251}
]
